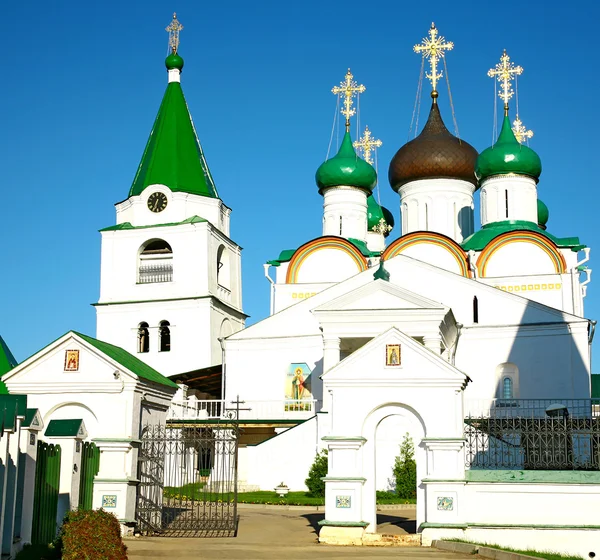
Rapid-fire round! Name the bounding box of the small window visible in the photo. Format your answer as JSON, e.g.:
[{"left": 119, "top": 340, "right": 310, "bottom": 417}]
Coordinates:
[
  {"left": 502, "top": 377, "right": 514, "bottom": 399},
  {"left": 138, "top": 322, "right": 149, "bottom": 353},
  {"left": 473, "top": 296, "right": 479, "bottom": 324},
  {"left": 159, "top": 320, "right": 171, "bottom": 352},
  {"left": 505, "top": 191, "right": 509, "bottom": 219}
]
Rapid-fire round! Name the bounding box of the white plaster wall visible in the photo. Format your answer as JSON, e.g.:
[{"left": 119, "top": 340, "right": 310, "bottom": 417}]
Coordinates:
[
  {"left": 116, "top": 187, "right": 231, "bottom": 236},
  {"left": 295, "top": 248, "right": 365, "bottom": 285},
  {"left": 480, "top": 242, "right": 562, "bottom": 277},
  {"left": 399, "top": 178, "right": 475, "bottom": 242},
  {"left": 480, "top": 175, "right": 537, "bottom": 225},
  {"left": 322, "top": 187, "right": 368, "bottom": 242},
  {"left": 273, "top": 282, "right": 334, "bottom": 314},
  {"left": 391, "top": 242, "right": 465, "bottom": 276}
]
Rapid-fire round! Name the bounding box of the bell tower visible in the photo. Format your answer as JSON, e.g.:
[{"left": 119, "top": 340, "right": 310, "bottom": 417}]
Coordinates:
[{"left": 95, "top": 14, "right": 245, "bottom": 377}]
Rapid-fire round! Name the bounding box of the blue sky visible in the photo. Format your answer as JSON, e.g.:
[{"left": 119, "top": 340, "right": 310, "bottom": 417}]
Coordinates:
[{"left": 1, "top": 0, "right": 598, "bottom": 364}]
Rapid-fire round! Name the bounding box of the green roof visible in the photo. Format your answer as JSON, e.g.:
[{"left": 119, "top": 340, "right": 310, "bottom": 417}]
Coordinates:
[
  {"left": 462, "top": 220, "right": 585, "bottom": 252},
  {"left": 476, "top": 115, "right": 542, "bottom": 183},
  {"left": 0, "top": 336, "right": 17, "bottom": 377},
  {"left": 129, "top": 56, "right": 218, "bottom": 199},
  {"left": 75, "top": 332, "right": 178, "bottom": 389},
  {"left": 0, "top": 394, "right": 27, "bottom": 434},
  {"left": 22, "top": 408, "right": 41, "bottom": 429},
  {"left": 316, "top": 132, "right": 377, "bottom": 192},
  {"left": 45, "top": 419, "right": 84, "bottom": 438},
  {"left": 100, "top": 215, "right": 207, "bottom": 232},
  {"left": 592, "top": 375, "right": 600, "bottom": 399},
  {"left": 367, "top": 195, "right": 394, "bottom": 237}
]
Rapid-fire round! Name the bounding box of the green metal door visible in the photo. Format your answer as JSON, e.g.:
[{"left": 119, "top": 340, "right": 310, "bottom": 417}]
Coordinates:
[
  {"left": 31, "top": 441, "right": 61, "bottom": 545},
  {"left": 78, "top": 442, "right": 100, "bottom": 510}
]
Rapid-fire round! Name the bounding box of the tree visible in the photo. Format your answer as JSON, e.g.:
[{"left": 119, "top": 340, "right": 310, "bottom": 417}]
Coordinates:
[
  {"left": 393, "top": 433, "right": 417, "bottom": 499},
  {"left": 305, "top": 449, "right": 328, "bottom": 497}
]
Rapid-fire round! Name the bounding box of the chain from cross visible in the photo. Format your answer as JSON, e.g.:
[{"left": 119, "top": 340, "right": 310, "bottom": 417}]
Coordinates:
[
  {"left": 512, "top": 115, "right": 534, "bottom": 143},
  {"left": 332, "top": 69, "right": 366, "bottom": 131},
  {"left": 413, "top": 22, "right": 454, "bottom": 95},
  {"left": 166, "top": 13, "right": 184, "bottom": 54},
  {"left": 353, "top": 126, "right": 382, "bottom": 165},
  {"left": 488, "top": 50, "right": 523, "bottom": 112}
]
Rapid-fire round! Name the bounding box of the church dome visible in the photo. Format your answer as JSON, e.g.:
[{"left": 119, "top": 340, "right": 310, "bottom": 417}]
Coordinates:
[
  {"left": 165, "top": 53, "right": 184, "bottom": 70},
  {"left": 389, "top": 101, "right": 478, "bottom": 192},
  {"left": 476, "top": 116, "right": 542, "bottom": 183},
  {"left": 367, "top": 195, "right": 394, "bottom": 237},
  {"left": 316, "top": 132, "right": 377, "bottom": 193},
  {"left": 538, "top": 199, "right": 549, "bottom": 229}
]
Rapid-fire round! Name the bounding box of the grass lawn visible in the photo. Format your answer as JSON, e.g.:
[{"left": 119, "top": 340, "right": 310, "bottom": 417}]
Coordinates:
[
  {"left": 164, "top": 485, "right": 416, "bottom": 506},
  {"left": 448, "top": 539, "right": 584, "bottom": 560}
]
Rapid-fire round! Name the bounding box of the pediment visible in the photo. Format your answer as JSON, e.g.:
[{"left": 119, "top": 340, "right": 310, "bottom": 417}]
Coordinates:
[
  {"left": 323, "top": 326, "right": 468, "bottom": 387},
  {"left": 313, "top": 279, "right": 447, "bottom": 313}
]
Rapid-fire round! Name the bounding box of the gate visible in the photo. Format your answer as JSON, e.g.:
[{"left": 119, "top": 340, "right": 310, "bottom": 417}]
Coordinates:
[
  {"left": 136, "top": 419, "right": 239, "bottom": 536},
  {"left": 31, "top": 441, "right": 61, "bottom": 544},
  {"left": 79, "top": 442, "right": 100, "bottom": 509}
]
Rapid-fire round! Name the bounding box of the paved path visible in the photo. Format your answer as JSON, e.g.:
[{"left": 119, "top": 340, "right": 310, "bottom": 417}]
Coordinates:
[{"left": 126, "top": 506, "right": 473, "bottom": 559}]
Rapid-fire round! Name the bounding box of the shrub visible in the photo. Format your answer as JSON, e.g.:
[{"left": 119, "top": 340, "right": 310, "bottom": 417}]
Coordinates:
[
  {"left": 16, "top": 543, "right": 60, "bottom": 560},
  {"left": 393, "top": 433, "right": 417, "bottom": 500},
  {"left": 60, "top": 509, "right": 127, "bottom": 560},
  {"left": 305, "top": 449, "right": 328, "bottom": 497}
]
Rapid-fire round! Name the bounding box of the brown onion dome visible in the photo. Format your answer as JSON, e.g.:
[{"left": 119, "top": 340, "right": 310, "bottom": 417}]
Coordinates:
[{"left": 388, "top": 101, "right": 478, "bottom": 192}]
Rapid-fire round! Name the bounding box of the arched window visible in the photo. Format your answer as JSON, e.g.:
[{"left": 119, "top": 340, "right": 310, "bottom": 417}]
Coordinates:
[
  {"left": 138, "top": 322, "right": 149, "bottom": 353},
  {"left": 473, "top": 296, "right": 479, "bottom": 324},
  {"left": 138, "top": 239, "right": 173, "bottom": 284},
  {"left": 216, "top": 245, "right": 231, "bottom": 290},
  {"left": 159, "top": 320, "right": 171, "bottom": 352},
  {"left": 502, "top": 377, "right": 514, "bottom": 399}
]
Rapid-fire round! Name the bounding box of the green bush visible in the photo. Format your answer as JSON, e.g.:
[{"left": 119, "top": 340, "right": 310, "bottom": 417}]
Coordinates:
[
  {"left": 393, "top": 433, "right": 417, "bottom": 500},
  {"left": 305, "top": 449, "right": 328, "bottom": 497},
  {"left": 16, "top": 543, "right": 60, "bottom": 560},
  {"left": 60, "top": 509, "right": 127, "bottom": 560}
]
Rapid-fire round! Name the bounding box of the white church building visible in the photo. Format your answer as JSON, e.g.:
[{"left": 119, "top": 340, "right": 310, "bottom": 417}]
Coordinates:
[{"left": 1, "top": 18, "right": 598, "bottom": 558}]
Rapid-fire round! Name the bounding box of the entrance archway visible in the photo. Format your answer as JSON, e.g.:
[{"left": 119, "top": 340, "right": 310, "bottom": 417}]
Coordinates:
[{"left": 362, "top": 404, "right": 426, "bottom": 533}]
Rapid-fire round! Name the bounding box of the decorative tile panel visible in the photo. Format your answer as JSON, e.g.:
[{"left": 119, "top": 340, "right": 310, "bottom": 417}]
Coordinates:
[
  {"left": 437, "top": 496, "right": 454, "bottom": 511},
  {"left": 336, "top": 495, "right": 351, "bottom": 509},
  {"left": 102, "top": 495, "right": 117, "bottom": 508}
]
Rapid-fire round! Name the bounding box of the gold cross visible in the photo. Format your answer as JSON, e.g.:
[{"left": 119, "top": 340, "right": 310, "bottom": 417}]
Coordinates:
[
  {"left": 372, "top": 218, "right": 392, "bottom": 236},
  {"left": 353, "top": 126, "right": 382, "bottom": 165},
  {"left": 512, "top": 115, "right": 534, "bottom": 143},
  {"left": 488, "top": 50, "right": 523, "bottom": 114},
  {"left": 166, "top": 13, "right": 183, "bottom": 54},
  {"left": 332, "top": 69, "right": 366, "bottom": 132},
  {"left": 413, "top": 23, "right": 454, "bottom": 97}
]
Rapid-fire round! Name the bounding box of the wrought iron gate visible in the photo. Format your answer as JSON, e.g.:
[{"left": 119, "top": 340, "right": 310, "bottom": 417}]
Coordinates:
[
  {"left": 79, "top": 442, "right": 100, "bottom": 509},
  {"left": 136, "top": 419, "right": 239, "bottom": 537},
  {"left": 31, "top": 441, "right": 61, "bottom": 544}
]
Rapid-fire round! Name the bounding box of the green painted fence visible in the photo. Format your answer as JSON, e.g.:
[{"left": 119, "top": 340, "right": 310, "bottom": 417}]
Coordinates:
[
  {"left": 78, "top": 442, "right": 100, "bottom": 510},
  {"left": 31, "top": 441, "right": 61, "bottom": 545}
]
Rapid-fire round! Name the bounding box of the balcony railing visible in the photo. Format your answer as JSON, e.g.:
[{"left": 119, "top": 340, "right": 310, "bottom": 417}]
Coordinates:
[
  {"left": 167, "top": 399, "right": 318, "bottom": 422},
  {"left": 465, "top": 398, "right": 600, "bottom": 419},
  {"left": 138, "top": 263, "right": 173, "bottom": 284}
]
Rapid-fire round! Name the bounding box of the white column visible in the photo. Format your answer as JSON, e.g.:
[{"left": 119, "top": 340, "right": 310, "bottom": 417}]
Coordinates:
[
  {"left": 322, "top": 187, "right": 368, "bottom": 242},
  {"left": 322, "top": 337, "right": 341, "bottom": 414},
  {"left": 423, "top": 335, "right": 442, "bottom": 355},
  {"left": 480, "top": 175, "right": 538, "bottom": 226},
  {"left": 18, "top": 428, "right": 40, "bottom": 545}
]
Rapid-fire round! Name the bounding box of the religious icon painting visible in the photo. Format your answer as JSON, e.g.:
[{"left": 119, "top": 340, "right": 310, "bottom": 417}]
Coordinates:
[
  {"left": 385, "top": 344, "right": 401, "bottom": 366},
  {"left": 285, "top": 363, "right": 313, "bottom": 409},
  {"left": 64, "top": 349, "right": 80, "bottom": 372}
]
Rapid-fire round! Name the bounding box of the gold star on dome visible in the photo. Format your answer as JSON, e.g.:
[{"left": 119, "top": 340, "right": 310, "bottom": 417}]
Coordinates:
[
  {"left": 512, "top": 115, "right": 534, "bottom": 143},
  {"left": 166, "top": 13, "right": 183, "bottom": 54},
  {"left": 353, "top": 126, "right": 382, "bottom": 165},
  {"left": 332, "top": 69, "right": 366, "bottom": 132},
  {"left": 488, "top": 50, "right": 523, "bottom": 115},
  {"left": 413, "top": 23, "right": 454, "bottom": 97}
]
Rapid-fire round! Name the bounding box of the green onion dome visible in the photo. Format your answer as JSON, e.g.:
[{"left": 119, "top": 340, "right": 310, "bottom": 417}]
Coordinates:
[
  {"left": 389, "top": 101, "right": 478, "bottom": 192},
  {"left": 316, "top": 132, "right": 377, "bottom": 193},
  {"left": 537, "top": 199, "right": 549, "bottom": 230},
  {"left": 165, "top": 53, "right": 184, "bottom": 71},
  {"left": 367, "top": 195, "right": 394, "bottom": 237},
  {"left": 476, "top": 116, "right": 542, "bottom": 183}
]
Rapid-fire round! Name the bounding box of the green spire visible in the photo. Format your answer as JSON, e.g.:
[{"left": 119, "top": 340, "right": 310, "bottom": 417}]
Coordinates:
[
  {"left": 475, "top": 116, "right": 542, "bottom": 183},
  {"left": 537, "top": 198, "right": 549, "bottom": 229},
  {"left": 373, "top": 259, "right": 390, "bottom": 281},
  {"left": 0, "top": 336, "right": 17, "bottom": 377},
  {"left": 316, "top": 132, "right": 377, "bottom": 193},
  {"left": 129, "top": 54, "right": 218, "bottom": 199}
]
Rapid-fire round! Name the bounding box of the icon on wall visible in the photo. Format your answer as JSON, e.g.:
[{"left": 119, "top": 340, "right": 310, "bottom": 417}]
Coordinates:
[
  {"left": 64, "top": 350, "right": 80, "bottom": 372},
  {"left": 285, "top": 363, "right": 313, "bottom": 410},
  {"left": 386, "top": 344, "right": 401, "bottom": 366}
]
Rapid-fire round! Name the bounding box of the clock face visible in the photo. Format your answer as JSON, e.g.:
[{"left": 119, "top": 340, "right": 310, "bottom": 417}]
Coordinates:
[{"left": 147, "top": 192, "right": 168, "bottom": 213}]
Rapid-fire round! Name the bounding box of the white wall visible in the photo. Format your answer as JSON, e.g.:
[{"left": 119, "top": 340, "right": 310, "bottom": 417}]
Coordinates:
[
  {"left": 480, "top": 175, "right": 537, "bottom": 226},
  {"left": 322, "top": 187, "right": 368, "bottom": 242}
]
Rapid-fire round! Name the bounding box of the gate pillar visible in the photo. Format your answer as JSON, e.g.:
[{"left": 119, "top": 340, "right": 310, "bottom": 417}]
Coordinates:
[{"left": 318, "top": 436, "right": 367, "bottom": 545}]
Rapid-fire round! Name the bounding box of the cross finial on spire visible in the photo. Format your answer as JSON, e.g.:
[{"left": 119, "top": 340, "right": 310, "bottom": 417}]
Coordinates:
[
  {"left": 413, "top": 22, "right": 454, "bottom": 99},
  {"left": 166, "top": 13, "right": 183, "bottom": 54},
  {"left": 488, "top": 50, "right": 523, "bottom": 116},
  {"left": 332, "top": 69, "right": 366, "bottom": 132},
  {"left": 353, "top": 126, "right": 382, "bottom": 165},
  {"left": 512, "top": 115, "right": 534, "bottom": 144}
]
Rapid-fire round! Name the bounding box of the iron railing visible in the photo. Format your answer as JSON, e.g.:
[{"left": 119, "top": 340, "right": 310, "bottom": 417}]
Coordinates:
[
  {"left": 465, "top": 399, "right": 600, "bottom": 470},
  {"left": 138, "top": 263, "right": 173, "bottom": 284}
]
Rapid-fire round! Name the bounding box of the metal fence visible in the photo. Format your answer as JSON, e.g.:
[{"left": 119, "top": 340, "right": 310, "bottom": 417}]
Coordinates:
[
  {"left": 138, "top": 263, "right": 173, "bottom": 284},
  {"left": 465, "top": 399, "right": 600, "bottom": 470}
]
